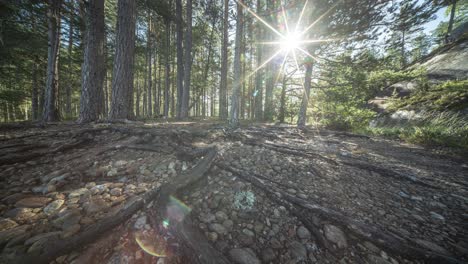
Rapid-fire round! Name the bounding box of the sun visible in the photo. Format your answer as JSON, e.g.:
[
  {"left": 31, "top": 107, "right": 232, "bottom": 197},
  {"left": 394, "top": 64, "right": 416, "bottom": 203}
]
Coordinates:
[{"left": 280, "top": 32, "right": 301, "bottom": 52}]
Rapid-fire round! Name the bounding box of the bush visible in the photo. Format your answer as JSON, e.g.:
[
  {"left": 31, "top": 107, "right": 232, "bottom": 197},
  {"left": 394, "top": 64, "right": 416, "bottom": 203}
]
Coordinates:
[
  {"left": 389, "top": 80, "right": 468, "bottom": 112},
  {"left": 364, "top": 111, "right": 468, "bottom": 150}
]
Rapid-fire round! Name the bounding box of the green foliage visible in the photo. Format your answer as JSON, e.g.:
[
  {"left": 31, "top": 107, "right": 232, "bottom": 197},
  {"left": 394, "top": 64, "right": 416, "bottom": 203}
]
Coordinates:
[
  {"left": 367, "top": 68, "right": 428, "bottom": 92},
  {"left": 389, "top": 80, "right": 468, "bottom": 111}
]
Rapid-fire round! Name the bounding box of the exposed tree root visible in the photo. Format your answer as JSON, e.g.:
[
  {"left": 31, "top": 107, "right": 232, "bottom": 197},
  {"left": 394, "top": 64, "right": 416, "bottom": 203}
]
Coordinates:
[
  {"left": 11, "top": 147, "right": 229, "bottom": 264},
  {"left": 217, "top": 162, "right": 462, "bottom": 264}
]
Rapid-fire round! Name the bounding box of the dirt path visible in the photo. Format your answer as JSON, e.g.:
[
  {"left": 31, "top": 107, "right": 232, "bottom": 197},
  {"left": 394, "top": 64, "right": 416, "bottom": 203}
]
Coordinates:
[{"left": 0, "top": 122, "right": 466, "bottom": 264}]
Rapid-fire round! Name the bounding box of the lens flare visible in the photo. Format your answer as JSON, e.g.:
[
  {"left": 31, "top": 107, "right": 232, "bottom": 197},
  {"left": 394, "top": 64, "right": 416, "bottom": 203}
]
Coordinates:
[
  {"left": 166, "top": 195, "right": 191, "bottom": 223},
  {"left": 135, "top": 230, "right": 167, "bottom": 257}
]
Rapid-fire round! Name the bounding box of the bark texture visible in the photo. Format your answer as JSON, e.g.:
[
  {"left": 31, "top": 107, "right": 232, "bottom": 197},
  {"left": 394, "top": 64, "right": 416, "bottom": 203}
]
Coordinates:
[
  {"left": 109, "top": 0, "right": 136, "bottom": 120},
  {"left": 79, "top": 0, "right": 105, "bottom": 123},
  {"left": 181, "top": 0, "right": 192, "bottom": 119},
  {"left": 175, "top": 0, "right": 184, "bottom": 119},
  {"left": 43, "top": 0, "right": 62, "bottom": 122},
  {"left": 297, "top": 62, "right": 313, "bottom": 128},
  {"left": 219, "top": 0, "right": 229, "bottom": 120},
  {"left": 229, "top": 0, "right": 243, "bottom": 128}
]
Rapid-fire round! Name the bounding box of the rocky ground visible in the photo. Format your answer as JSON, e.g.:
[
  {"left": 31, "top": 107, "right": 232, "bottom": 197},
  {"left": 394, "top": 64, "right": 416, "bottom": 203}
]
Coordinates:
[{"left": 0, "top": 122, "right": 467, "bottom": 264}]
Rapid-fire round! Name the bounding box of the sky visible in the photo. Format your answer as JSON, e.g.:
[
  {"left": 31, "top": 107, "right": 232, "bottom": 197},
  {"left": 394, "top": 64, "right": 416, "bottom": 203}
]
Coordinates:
[{"left": 424, "top": 6, "right": 449, "bottom": 34}]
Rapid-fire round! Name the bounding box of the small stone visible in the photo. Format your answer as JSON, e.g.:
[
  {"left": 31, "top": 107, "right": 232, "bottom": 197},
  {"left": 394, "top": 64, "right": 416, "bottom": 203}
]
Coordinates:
[
  {"left": 209, "top": 223, "right": 227, "bottom": 235},
  {"left": 43, "top": 199, "right": 64, "bottom": 216},
  {"left": 85, "top": 182, "right": 96, "bottom": 189},
  {"left": 324, "top": 225, "right": 347, "bottom": 248},
  {"left": 134, "top": 215, "right": 147, "bottom": 229},
  {"left": 90, "top": 184, "right": 107, "bottom": 195},
  {"left": 261, "top": 248, "right": 276, "bottom": 262},
  {"left": 15, "top": 197, "right": 52, "bottom": 208},
  {"left": 0, "top": 225, "right": 29, "bottom": 246},
  {"left": 228, "top": 248, "right": 261, "bottom": 264},
  {"left": 289, "top": 241, "right": 307, "bottom": 260},
  {"left": 200, "top": 213, "right": 216, "bottom": 223},
  {"left": 414, "top": 239, "right": 450, "bottom": 255},
  {"left": 83, "top": 198, "right": 110, "bottom": 215},
  {"left": 5, "top": 208, "right": 37, "bottom": 224},
  {"left": 215, "top": 211, "right": 228, "bottom": 222},
  {"left": 367, "top": 255, "right": 392, "bottom": 264},
  {"left": 110, "top": 188, "right": 122, "bottom": 196},
  {"left": 53, "top": 210, "right": 81, "bottom": 231},
  {"left": 223, "top": 219, "right": 234, "bottom": 231},
  {"left": 297, "top": 226, "right": 311, "bottom": 239},
  {"left": 0, "top": 218, "right": 18, "bottom": 231},
  {"left": 207, "top": 232, "right": 218, "bottom": 242},
  {"left": 68, "top": 188, "right": 90, "bottom": 198},
  {"left": 107, "top": 168, "right": 118, "bottom": 177},
  {"left": 430, "top": 212, "right": 445, "bottom": 222},
  {"left": 62, "top": 224, "right": 80, "bottom": 238}
]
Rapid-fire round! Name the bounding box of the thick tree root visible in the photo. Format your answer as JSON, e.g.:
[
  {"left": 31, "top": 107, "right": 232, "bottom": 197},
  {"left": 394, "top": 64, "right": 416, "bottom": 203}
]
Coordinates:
[
  {"left": 10, "top": 147, "right": 229, "bottom": 264},
  {"left": 217, "top": 162, "right": 463, "bottom": 264}
]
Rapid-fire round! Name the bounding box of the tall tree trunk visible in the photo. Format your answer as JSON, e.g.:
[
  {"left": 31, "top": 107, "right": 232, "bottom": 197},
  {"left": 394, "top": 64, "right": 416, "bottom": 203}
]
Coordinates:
[
  {"left": 43, "top": 0, "right": 62, "bottom": 122},
  {"left": 175, "top": 0, "right": 184, "bottom": 119},
  {"left": 254, "top": 0, "right": 263, "bottom": 121},
  {"left": 136, "top": 72, "right": 140, "bottom": 118},
  {"left": 219, "top": 0, "right": 229, "bottom": 120},
  {"left": 297, "top": 62, "right": 313, "bottom": 128},
  {"left": 79, "top": 0, "right": 105, "bottom": 123},
  {"left": 229, "top": 0, "right": 243, "bottom": 128},
  {"left": 164, "top": 18, "right": 171, "bottom": 118},
  {"left": 153, "top": 48, "right": 161, "bottom": 117},
  {"left": 279, "top": 73, "right": 287, "bottom": 123},
  {"left": 401, "top": 30, "right": 406, "bottom": 68},
  {"left": 32, "top": 58, "right": 39, "bottom": 120},
  {"left": 202, "top": 10, "right": 217, "bottom": 119},
  {"left": 264, "top": 0, "right": 277, "bottom": 122},
  {"left": 446, "top": 0, "right": 457, "bottom": 42},
  {"left": 109, "top": 0, "right": 136, "bottom": 120},
  {"left": 146, "top": 12, "right": 153, "bottom": 117},
  {"left": 181, "top": 0, "right": 192, "bottom": 119},
  {"left": 66, "top": 0, "right": 74, "bottom": 118}
]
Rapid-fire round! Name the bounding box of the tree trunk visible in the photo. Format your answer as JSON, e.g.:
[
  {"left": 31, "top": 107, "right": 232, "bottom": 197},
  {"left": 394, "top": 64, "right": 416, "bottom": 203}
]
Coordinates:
[
  {"left": 79, "top": 0, "right": 105, "bottom": 123},
  {"left": 109, "top": 0, "right": 136, "bottom": 120},
  {"left": 401, "top": 30, "right": 406, "bottom": 68},
  {"left": 446, "top": 0, "right": 457, "bottom": 41},
  {"left": 279, "top": 74, "right": 287, "bottom": 123},
  {"left": 146, "top": 12, "right": 153, "bottom": 117},
  {"left": 164, "top": 18, "right": 171, "bottom": 118},
  {"left": 66, "top": 0, "right": 74, "bottom": 118},
  {"left": 181, "top": 0, "right": 192, "bottom": 119},
  {"left": 254, "top": 0, "right": 263, "bottom": 121},
  {"left": 136, "top": 73, "right": 140, "bottom": 118},
  {"left": 264, "top": 0, "right": 277, "bottom": 122},
  {"left": 43, "top": 0, "right": 62, "bottom": 122},
  {"left": 175, "top": 0, "right": 184, "bottom": 119},
  {"left": 297, "top": 62, "right": 313, "bottom": 128},
  {"left": 32, "top": 58, "right": 39, "bottom": 120},
  {"left": 219, "top": 0, "right": 229, "bottom": 120},
  {"left": 229, "top": 0, "right": 243, "bottom": 128}
]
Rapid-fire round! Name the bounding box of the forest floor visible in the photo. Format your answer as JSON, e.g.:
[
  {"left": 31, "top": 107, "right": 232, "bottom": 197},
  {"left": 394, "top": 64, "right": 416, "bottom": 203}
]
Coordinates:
[{"left": 0, "top": 121, "right": 467, "bottom": 264}]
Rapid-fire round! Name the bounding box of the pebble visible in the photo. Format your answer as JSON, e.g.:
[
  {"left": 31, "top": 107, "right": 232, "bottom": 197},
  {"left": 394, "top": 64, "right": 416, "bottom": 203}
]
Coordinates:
[
  {"left": 296, "top": 226, "right": 311, "bottom": 239},
  {"left": 43, "top": 199, "right": 64, "bottom": 216},
  {"left": 0, "top": 218, "right": 18, "bottom": 231},
  {"left": 228, "top": 248, "right": 261, "bottom": 264},
  {"left": 15, "top": 197, "right": 52, "bottom": 208},
  {"left": 324, "top": 225, "right": 348, "bottom": 248},
  {"left": 68, "top": 188, "right": 90, "bottom": 198},
  {"left": 261, "top": 248, "right": 276, "bottom": 262},
  {"left": 289, "top": 241, "right": 307, "bottom": 260},
  {"left": 209, "top": 223, "right": 227, "bottom": 235}
]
